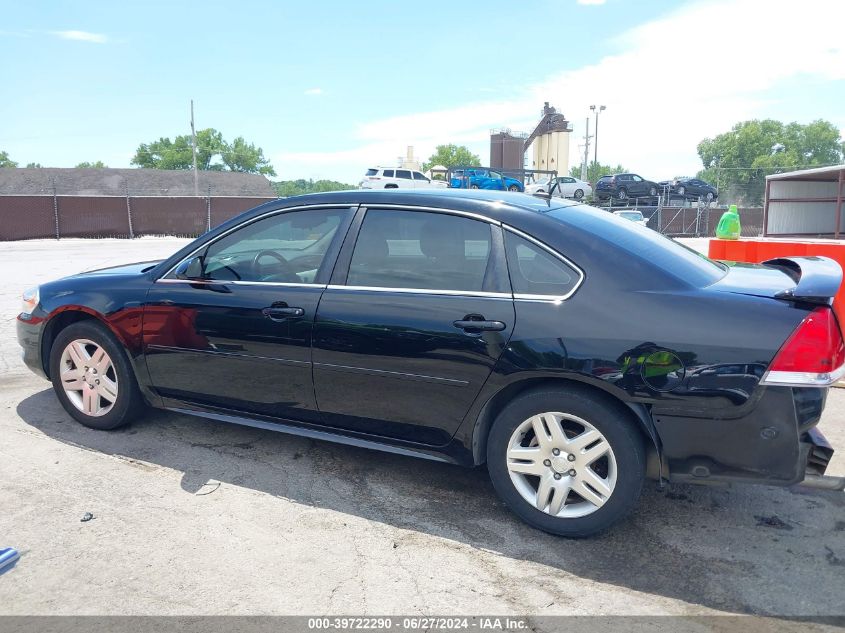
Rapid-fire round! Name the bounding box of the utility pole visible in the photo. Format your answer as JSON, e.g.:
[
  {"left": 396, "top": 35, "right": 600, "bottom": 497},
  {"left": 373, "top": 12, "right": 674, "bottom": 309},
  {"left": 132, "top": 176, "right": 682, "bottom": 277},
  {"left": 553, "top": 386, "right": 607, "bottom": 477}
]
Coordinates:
[
  {"left": 590, "top": 104, "right": 606, "bottom": 166},
  {"left": 581, "top": 117, "right": 591, "bottom": 182},
  {"left": 190, "top": 99, "right": 199, "bottom": 197}
]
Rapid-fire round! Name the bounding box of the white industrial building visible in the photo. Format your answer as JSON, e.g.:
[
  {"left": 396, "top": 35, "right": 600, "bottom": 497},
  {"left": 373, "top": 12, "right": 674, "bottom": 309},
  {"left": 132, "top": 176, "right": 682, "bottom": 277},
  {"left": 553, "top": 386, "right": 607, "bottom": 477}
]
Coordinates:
[{"left": 764, "top": 165, "right": 845, "bottom": 237}]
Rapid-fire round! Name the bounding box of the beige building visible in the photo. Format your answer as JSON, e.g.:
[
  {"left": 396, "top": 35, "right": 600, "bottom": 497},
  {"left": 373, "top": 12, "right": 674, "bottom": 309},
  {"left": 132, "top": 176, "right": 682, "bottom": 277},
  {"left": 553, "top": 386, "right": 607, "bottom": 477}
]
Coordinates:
[{"left": 525, "top": 103, "right": 572, "bottom": 176}]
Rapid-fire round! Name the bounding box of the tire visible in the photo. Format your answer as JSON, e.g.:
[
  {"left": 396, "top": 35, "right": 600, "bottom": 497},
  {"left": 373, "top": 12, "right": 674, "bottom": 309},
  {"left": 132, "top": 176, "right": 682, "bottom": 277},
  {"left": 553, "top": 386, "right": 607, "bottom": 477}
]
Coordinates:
[
  {"left": 49, "top": 320, "right": 146, "bottom": 430},
  {"left": 508, "top": 185, "right": 520, "bottom": 192},
  {"left": 384, "top": 184, "right": 398, "bottom": 189},
  {"left": 470, "top": 184, "right": 480, "bottom": 189},
  {"left": 706, "top": 192, "right": 714, "bottom": 201},
  {"left": 486, "top": 387, "right": 646, "bottom": 537},
  {"left": 616, "top": 188, "right": 628, "bottom": 201},
  {"left": 573, "top": 189, "right": 584, "bottom": 200},
  {"left": 648, "top": 186, "right": 658, "bottom": 197},
  {"left": 677, "top": 186, "right": 686, "bottom": 196}
]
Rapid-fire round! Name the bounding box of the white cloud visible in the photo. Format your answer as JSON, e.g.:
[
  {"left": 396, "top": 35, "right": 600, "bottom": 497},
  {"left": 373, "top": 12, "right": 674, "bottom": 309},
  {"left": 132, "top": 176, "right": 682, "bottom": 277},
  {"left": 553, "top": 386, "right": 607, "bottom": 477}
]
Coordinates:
[
  {"left": 304, "top": 88, "right": 324, "bottom": 96},
  {"left": 277, "top": 0, "right": 845, "bottom": 182},
  {"left": 577, "top": 0, "right": 607, "bottom": 5},
  {"left": 52, "top": 30, "right": 108, "bottom": 43}
]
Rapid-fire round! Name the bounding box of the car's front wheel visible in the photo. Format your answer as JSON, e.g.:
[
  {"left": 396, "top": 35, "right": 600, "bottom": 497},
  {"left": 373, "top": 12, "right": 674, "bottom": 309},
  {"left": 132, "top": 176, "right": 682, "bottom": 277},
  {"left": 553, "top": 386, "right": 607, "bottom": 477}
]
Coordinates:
[
  {"left": 487, "top": 388, "right": 646, "bottom": 537},
  {"left": 470, "top": 184, "right": 480, "bottom": 189},
  {"left": 573, "top": 189, "right": 584, "bottom": 200},
  {"left": 508, "top": 184, "right": 520, "bottom": 192},
  {"left": 49, "top": 320, "right": 146, "bottom": 430}
]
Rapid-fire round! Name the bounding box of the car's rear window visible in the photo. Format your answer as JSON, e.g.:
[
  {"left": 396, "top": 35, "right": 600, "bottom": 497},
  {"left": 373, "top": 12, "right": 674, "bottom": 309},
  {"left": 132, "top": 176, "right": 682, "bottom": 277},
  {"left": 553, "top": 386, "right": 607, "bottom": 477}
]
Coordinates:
[
  {"left": 597, "top": 176, "right": 612, "bottom": 183},
  {"left": 366, "top": 168, "right": 378, "bottom": 176},
  {"left": 544, "top": 204, "right": 726, "bottom": 287}
]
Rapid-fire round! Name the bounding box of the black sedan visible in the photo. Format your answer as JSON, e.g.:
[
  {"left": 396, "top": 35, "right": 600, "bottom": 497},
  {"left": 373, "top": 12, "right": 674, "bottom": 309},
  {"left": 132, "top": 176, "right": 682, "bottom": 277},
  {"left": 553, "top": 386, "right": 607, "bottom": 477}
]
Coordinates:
[
  {"left": 659, "top": 176, "right": 719, "bottom": 201},
  {"left": 16, "top": 190, "right": 844, "bottom": 537}
]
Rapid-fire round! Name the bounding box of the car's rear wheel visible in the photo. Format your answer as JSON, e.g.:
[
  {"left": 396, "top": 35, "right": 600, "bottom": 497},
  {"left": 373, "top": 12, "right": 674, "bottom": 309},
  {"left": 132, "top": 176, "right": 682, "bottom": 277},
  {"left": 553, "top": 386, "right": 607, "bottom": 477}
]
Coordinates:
[
  {"left": 49, "top": 321, "right": 145, "bottom": 430},
  {"left": 487, "top": 388, "right": 646, "bottom": 537},
  {"left": 616, "top": 188, "right": 628, "bottom": 201},
  {"left": 508, "top": 184, "right": 520, "bottom": 192},
  {"left": 573, "top": 189, "right": 584, "bottom": 200},
  {"left": 384, "top": 184, "right": 398, "bottom": 189},
  {"left": 677, "top": 186, "right": 686, "bottom": 196},
  {"left": 706, "top": 191, "right": 714, "bottom": 201}
]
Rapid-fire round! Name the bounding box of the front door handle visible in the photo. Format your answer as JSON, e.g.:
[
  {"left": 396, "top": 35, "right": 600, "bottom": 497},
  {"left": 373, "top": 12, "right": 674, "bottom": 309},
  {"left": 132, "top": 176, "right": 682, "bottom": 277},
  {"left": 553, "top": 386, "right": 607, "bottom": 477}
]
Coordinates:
[
  {"left": 263, "top": 306, "right": 305, "bottom": 321},
  {"left": 453, "top": 318, "right": 506, "bottom": 332}
]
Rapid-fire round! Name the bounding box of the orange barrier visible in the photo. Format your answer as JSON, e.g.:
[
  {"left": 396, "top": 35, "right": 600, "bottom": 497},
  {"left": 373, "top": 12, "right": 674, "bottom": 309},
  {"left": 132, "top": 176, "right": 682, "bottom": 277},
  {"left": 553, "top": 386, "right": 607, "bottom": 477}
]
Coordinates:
[{"left": 709, "top": 238, "right": 845, "bottom": 325}]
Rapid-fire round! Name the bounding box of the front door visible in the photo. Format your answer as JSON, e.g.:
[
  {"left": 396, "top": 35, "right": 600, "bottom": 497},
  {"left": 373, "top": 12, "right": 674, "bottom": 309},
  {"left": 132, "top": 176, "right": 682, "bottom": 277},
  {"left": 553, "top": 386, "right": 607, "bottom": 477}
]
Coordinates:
[
  {"left": 312, "top": 207, "right": 515, "bottom": 445},
  {"left": 144, "top": 205, "right": 353, "bottom": 420}
]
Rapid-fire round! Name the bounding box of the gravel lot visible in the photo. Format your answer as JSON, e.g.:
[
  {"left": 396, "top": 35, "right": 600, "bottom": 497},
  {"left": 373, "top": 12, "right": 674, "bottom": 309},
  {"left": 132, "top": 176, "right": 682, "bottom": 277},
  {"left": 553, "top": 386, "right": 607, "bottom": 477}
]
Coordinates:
[{"left": 0, "top": 237, "right": 843, "bottom": 619}]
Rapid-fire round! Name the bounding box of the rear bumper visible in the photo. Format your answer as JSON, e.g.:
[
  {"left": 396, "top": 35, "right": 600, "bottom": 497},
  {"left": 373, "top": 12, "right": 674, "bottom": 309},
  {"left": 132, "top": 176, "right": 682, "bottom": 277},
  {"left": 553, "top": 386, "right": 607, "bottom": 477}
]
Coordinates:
[{"left": 656, "top": 386, "right": 834, "bottom": 487}]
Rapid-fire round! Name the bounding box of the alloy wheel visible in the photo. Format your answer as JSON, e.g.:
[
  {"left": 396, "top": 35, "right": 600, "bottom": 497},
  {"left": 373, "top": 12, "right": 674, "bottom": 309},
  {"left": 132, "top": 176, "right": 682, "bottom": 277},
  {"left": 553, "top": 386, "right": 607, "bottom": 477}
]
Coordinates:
[
  {"left": 506, "top": 412, "right": 617, "bottom": 518},
  {"left": 59, "top": 338, "right": 119, "bottom": 417}
]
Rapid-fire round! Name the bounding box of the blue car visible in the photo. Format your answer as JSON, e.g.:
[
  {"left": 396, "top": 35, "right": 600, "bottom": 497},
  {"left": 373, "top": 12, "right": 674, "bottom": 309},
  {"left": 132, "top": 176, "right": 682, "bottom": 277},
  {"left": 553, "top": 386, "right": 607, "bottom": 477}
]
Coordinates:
[{"left": 450, "top": 168, "right": 523, "bottom": 192}]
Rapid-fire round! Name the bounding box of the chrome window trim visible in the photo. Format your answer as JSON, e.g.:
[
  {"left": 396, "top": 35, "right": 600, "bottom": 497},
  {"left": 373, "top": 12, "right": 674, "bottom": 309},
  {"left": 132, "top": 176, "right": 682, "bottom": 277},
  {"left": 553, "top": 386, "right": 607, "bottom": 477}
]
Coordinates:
[
  {"left": 358, "top": 204, "right": 502, "bottom": 226},
  {"left": 502, "top": 225, "right": 585, "bottom": 303},
  {"left": 326, "top": 285, "right": 512, "bottom": 299},
  {"left": 157, "top": 203, "right": 355, "bottom": 283}
]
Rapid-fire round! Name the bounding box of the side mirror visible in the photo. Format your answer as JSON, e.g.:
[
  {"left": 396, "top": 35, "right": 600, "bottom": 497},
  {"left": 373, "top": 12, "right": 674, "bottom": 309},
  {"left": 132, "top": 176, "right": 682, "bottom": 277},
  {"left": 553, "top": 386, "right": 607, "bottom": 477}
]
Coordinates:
[{"left": 174, "top": 255, "right": 204, "bottom": 280}]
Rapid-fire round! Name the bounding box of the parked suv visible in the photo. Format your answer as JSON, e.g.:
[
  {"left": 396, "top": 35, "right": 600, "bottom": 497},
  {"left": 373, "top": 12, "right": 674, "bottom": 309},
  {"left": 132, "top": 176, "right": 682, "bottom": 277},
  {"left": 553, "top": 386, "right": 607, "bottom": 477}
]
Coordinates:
[
  {"left": 360, "top": 167, "right": 447, "bottom": 190},
  {"left": 450, "top": 168, "right": 523, "bottom": 192},
  {"left": 595, "top": 173, "right": 659, "bottom": 203}
]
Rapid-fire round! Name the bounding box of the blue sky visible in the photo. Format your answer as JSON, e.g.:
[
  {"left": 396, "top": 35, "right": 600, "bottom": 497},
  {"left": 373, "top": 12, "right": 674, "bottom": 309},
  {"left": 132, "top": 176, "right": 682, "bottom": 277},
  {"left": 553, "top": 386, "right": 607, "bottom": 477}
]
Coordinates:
[{"left": 1, "top": 0, "right": 843, "bottom": 184}]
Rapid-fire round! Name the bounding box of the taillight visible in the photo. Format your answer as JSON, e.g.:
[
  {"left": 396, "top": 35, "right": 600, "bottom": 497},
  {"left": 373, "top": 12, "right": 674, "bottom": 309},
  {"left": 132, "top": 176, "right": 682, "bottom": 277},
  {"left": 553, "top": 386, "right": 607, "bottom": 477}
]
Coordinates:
[{"left": 761, "top": 307, "right": 845, "bottom": 386}]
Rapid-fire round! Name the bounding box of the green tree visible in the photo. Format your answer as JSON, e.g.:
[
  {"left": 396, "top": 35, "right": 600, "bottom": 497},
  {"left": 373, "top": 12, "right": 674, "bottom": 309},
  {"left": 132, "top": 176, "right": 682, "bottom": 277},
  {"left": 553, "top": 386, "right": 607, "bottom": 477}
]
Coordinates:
[
  {"left": 272, "top": 179, "right": 354, "bottom": 197},
  {"left": 25, "top": 162, "right": 44, "bottom": 168},
  {"left": 422, "top": 144, "right": 481, "bottom": 171},
  {"left": 0, "top": 150, "right": 18, "bottom": 168},
  {"left": 131, "top": 128, "right": 274, "bottom": 175},
  {"left": 569, "top": 160, "right": 628, "bottom": 185},
  {"left": 221, "top": 136, "right": 275, "bottom": 176},
  {"left": 76, "top": 161, "right": 107, "bottom": 168},
  {"left": 132, "top": 128, "right": 226, "bottom": 171},
  {"left": 697, "top": 119, "right": 843, "bottom": 205}
]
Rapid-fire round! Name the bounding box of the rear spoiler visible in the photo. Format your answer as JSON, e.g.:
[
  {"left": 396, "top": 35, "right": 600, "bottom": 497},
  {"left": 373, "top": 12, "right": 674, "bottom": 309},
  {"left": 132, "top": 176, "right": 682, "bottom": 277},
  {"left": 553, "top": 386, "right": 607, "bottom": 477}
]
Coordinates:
[{"left": 763, "top": 256, "right": 843, "bottom": 304}]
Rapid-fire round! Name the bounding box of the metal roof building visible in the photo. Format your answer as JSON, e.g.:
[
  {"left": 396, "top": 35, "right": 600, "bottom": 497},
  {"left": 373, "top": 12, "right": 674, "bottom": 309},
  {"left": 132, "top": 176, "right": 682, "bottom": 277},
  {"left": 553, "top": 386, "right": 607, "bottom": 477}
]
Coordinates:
[{"left": 764, "top": 165, "right": 845, "bottom": 238}]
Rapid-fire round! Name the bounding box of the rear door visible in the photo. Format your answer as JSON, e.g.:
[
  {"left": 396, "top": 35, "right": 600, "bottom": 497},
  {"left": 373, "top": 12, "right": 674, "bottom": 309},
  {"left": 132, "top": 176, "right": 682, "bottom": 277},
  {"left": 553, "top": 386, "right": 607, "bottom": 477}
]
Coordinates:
[{"left": 311, "top": 206, "right": 515, "bottom": 445}]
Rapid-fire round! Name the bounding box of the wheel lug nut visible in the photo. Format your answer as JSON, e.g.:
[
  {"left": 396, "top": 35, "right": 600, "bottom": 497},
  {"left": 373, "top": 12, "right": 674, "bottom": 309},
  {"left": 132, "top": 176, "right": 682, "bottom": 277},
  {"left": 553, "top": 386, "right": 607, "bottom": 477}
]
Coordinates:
[
  {"left": 568, "top": 469, "right": 577, "bottom": 477},
  {"left": 552, "top": 448, "right": 560, "bottom": 456},
  {"left": 554, "top": 473, "right": 562, "bottom": 480},
  {"left": 543, "top": 459, "right": 551, "bottom": 467},
  {"left": 567, "top": 454, "right": 576, "bottom": 462}
]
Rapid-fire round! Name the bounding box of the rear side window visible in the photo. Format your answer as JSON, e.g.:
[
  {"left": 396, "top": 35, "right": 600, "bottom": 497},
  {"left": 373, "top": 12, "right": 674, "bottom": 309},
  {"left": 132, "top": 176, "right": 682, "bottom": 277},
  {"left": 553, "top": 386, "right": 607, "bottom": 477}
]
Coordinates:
[
  {"left": 504, "top": 231, "right": 581, "bottom": 298},
  {"left": 383, "top": 169, "right": 394, "bottom": 178},
  {"left": 348, "top": 210, "right": 492, "bottom": 292},
  {"left": 396, "top": 170, "right": 412, "bottom": 179},
  {"left": 366, "top": 168, "right": 378, "bottom": 176}
]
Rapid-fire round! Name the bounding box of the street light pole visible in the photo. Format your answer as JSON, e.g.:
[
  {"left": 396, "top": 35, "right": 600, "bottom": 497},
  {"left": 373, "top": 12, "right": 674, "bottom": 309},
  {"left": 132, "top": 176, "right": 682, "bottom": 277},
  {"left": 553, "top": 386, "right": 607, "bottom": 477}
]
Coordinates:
[{"left": 590, "top": 105, "right": 606, "bottom": 166}]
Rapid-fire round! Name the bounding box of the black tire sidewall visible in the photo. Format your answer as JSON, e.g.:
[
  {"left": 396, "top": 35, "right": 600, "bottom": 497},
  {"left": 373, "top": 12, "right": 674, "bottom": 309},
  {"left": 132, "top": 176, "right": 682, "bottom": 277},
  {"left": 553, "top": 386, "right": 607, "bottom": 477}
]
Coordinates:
[
  {"left": 49, "top": 321, "right": 139, "bottom": 430},
  {"left": 486, "top": 388, "right": 646, "bottom": 537}
]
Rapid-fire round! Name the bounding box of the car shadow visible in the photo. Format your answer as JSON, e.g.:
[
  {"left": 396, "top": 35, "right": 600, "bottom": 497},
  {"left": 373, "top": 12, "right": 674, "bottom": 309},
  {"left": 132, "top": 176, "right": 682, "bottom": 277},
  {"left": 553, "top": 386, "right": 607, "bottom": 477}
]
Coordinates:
[{"left": 16, "top": 389, "right": 845, "bottom": 617}]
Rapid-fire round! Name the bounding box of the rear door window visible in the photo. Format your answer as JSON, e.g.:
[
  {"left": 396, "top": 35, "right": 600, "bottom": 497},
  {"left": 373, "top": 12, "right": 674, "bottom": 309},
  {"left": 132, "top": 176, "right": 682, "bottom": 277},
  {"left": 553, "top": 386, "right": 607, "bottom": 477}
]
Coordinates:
[
  {"left": 396, "top": 170, "right": 412, "bottom": 179},
  {"left": 347, "top": 210, "right": 493, "bottom": 292}
]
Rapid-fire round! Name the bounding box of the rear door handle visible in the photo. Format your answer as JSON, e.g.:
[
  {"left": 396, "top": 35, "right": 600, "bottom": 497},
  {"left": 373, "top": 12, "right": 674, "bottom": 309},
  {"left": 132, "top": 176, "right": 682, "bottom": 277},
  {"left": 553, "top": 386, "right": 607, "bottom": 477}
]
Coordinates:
[
  {"left": 453, "top": 319, "right": 506, "bottom": 332},
  {"left": 263, "top": 306, "right": 305, "bottom": 321}
]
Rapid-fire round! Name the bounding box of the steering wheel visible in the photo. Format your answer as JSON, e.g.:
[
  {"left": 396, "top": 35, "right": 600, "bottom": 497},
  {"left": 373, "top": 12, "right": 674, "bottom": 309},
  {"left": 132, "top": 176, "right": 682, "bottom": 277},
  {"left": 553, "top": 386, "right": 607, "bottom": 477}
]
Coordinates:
[{"left": 252, "top": 250, "right": 299, "bottom": 282}]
